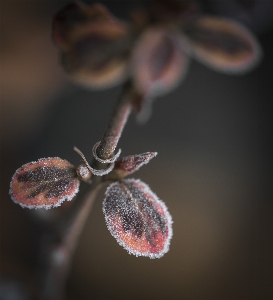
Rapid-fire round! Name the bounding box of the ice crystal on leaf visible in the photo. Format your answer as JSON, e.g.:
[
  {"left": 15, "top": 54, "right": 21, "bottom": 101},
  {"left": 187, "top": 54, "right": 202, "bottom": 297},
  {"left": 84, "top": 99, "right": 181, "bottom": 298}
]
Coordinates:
[
  {"left": 10, "top": 158, "right": 80, "bottom": 209},
  {"left": 103, "top": 179, "right": 173, "bottom": 258}
]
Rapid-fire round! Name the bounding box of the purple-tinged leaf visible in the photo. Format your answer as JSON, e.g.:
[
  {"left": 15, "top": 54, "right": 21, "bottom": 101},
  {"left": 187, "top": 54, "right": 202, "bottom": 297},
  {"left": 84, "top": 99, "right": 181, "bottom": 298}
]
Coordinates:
[
  {"left": 10, "top": 158, "right": 80, "bottom": 209},
  {"left": 184, "top": 16, "right": 262, "bottom": 73},
  {"left": 113, "top": 152, "right": 157, "bottom": 179},
  {"left": 52, "top": 2, "right": 131, "bottom": 89},
  {"left": 131, "top": 27, "right": 190, "bottom": 98},
  {"left": 103, "top": 179, "right": 173, "bottom": 258}
]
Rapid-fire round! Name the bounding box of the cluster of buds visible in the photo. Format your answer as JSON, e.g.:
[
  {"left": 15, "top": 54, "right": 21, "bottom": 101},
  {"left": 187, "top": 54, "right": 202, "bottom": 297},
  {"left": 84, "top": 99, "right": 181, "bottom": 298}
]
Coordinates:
[{"left": 53, "top": 0, "right": 262, "bottom": 121}]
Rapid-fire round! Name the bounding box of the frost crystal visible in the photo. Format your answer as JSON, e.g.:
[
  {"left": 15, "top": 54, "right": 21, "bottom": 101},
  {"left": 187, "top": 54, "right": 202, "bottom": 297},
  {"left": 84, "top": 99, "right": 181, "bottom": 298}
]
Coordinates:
[
  {"left": 103, "top": 179, "right": 173, "bottom": 258},
  {"left": 10, "top": 157, "right": 80, "bottom": 209},
  {"left": 77, "top": 164, "right": 91, "bottom": 180}
]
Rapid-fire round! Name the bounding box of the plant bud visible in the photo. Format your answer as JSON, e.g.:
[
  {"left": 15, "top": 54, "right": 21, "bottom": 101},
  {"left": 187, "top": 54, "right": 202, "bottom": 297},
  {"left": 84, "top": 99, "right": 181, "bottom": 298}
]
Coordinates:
[
  {"left": 10, "top": 158, "right": 79, "bottom": 209},
  {"left": 76, "top": 163, "right": 92, "bottom": 182},
  {"left": 106, "top": 152, "right": 157, "bottom": 180}
]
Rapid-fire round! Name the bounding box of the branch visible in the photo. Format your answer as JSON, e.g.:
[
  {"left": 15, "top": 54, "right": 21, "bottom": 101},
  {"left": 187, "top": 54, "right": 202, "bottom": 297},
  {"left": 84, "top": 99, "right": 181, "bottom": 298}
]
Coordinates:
[
  {"left": 96, "top": 80, "right": 134, "bottom": 160},
  {"left": 39, "top": 81, "right": 136, "bottom": 300}
]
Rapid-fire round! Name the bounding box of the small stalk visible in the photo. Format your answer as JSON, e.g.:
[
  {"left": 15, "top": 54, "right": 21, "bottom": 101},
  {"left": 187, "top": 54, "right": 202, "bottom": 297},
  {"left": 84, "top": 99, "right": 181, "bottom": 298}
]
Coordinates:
[
  {"left": 39, "top": 81, "right": 136, "bottom": 300},
  {"left": 96, "top": 80, "right": 135, "bottom": 160}
]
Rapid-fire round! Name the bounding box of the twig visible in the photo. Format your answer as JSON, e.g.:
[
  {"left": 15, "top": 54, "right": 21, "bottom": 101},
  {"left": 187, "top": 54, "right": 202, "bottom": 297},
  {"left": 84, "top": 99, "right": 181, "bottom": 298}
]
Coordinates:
[
  {"left": 40, "top": 180, "right": 102, "bottom": 300},
  {"left": 39, "top": 81, "right": 136, "bottom": 300},
  {"left": 96, "top": 80, "right": 135, "bottom": 160}
]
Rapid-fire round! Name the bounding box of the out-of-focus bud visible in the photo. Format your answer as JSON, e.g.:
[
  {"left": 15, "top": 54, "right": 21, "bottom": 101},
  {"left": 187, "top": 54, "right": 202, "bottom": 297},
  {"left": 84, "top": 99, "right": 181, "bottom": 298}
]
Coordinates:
[
  {"left": 184, "top": 16, "right": 262, "bottom": 74},
  {"left": 52, "top": 2, "right": 132, "bottom": 88}
]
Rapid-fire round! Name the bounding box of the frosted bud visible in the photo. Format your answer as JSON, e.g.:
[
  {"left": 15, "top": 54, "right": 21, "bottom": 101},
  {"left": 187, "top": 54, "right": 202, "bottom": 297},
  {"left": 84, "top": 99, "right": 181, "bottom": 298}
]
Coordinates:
[
  {"left": 106, "top": 152, "right": 157, "bottom": 180},
  {"left": 76, "top": 163, "right": 92, "bottom": 182}
]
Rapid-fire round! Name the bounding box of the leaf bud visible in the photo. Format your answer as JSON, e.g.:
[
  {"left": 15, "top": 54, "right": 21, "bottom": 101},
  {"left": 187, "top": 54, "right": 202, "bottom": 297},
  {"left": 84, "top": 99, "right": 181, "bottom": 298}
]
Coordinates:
[
  {"left": 106, "top": 152, "right": 157, "bottom": 180},
  {"left": 76, "top": 163, "right": 92, "bottom": 182}
]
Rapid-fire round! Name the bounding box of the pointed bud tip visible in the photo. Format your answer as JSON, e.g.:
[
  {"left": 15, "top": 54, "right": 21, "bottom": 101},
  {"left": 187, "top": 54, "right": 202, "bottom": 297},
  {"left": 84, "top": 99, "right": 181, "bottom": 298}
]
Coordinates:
[{"left": 113, "top": 152, "right": 158, "bottom": 178}]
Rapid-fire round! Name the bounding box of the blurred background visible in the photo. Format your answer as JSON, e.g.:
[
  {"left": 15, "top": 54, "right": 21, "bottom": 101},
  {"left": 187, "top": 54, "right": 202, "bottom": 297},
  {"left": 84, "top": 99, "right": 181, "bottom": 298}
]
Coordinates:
[{"left": 0, "top": 1, "right": 273, "bottom": 299}]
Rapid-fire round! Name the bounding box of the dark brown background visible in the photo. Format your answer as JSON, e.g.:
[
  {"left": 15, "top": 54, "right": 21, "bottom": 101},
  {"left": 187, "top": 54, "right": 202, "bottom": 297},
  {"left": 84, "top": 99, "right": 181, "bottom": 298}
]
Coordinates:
[{"left": 1, "top": 1, "right": 273, "bottom": 299}]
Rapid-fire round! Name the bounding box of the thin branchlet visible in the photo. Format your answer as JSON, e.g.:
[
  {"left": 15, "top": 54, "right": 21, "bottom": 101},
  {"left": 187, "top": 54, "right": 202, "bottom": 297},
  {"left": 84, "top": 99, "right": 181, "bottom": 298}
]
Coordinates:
[{"left": 39, "top": 80, "right": 136, "bottom": 300}]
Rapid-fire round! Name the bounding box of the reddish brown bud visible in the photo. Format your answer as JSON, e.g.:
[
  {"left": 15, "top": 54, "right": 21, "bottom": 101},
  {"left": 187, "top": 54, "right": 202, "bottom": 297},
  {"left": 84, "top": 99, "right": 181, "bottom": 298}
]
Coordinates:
[
  {"left": 107, "top": 152, "right": 157, "bottom": 180},
  {"left": 52, "top": 2, "right": 132, "bottom": 88},
  {"left": 184, "top": 16, "right": 262, "bottom": 73},
  {"left": 10, "top": 158, "right": 80, "bottom": 209}
]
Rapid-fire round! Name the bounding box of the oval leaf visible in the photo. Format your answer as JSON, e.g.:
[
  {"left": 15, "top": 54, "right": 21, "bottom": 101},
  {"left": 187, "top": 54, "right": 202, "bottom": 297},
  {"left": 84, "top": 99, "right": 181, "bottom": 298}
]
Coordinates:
[
  {"left": 111, "top": 152, "right": 157, "bottom": 179},
  {"left": 10, "top": 157, "right": 80, "bottom": 209},
  {"left": 52, "top": 2, "right": 126, "bottom": 50},
  {"left": 103, "top": 179, "right": 173, "bottom": 258},
  {"left": 185, "top": 16, "right": 262, "bottom": 73},
  {"left": 131, "top": 27, "right": 190, "bottom": 97}
]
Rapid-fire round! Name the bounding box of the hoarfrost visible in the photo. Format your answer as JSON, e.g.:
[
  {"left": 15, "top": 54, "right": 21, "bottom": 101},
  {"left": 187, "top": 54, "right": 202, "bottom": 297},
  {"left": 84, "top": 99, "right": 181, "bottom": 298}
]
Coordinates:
[
  {"left": 115, "top": 152, "right": 157, "bottom": 177},
  {"left": 9, "top": 157, "right": 80, "bottom": 209},
  {"left": 103, "top": 179, "right": 173, "bottom": 258}
]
